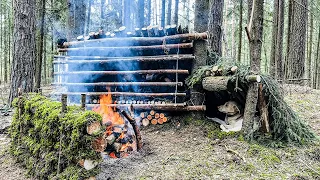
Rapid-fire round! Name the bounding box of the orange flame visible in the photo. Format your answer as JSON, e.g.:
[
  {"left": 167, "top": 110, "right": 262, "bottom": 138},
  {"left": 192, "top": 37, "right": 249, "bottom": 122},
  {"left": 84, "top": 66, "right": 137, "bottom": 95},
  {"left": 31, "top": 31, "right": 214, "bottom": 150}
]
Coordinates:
[
  {"left": 92, "top": 91, "right": 124, "bottom": 126},
  {"left": 109, "top": 152, "right": 117, "bottom": 159}
]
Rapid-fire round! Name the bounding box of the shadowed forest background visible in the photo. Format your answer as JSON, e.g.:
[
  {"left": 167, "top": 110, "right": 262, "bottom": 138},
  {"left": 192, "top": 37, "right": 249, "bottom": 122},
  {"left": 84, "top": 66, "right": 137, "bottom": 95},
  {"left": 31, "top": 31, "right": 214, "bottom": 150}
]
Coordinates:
[{"left": 0, "top": 0, "right": 319, "bottom": 94}]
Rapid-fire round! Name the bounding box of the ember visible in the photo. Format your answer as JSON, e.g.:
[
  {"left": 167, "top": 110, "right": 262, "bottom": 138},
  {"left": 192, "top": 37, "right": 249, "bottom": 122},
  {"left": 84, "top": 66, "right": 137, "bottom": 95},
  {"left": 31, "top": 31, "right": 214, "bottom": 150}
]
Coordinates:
[{"left": 92, "top": 91, "right": 136, "bottom": 158}]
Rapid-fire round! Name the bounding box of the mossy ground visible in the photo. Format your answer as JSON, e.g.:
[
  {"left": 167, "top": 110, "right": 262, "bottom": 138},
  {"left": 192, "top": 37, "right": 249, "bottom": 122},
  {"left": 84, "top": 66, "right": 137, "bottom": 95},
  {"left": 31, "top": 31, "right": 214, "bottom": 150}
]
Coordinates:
[{"left": 0, "top": 85, "right": 320, "bottom": 179}]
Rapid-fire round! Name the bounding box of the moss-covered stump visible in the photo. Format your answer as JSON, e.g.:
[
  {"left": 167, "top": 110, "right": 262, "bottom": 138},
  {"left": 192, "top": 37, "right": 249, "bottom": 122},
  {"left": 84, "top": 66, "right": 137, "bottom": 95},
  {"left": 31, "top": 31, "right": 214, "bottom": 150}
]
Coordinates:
[{"left": 9, "top": 94, "right": 104, "bottom": 180}]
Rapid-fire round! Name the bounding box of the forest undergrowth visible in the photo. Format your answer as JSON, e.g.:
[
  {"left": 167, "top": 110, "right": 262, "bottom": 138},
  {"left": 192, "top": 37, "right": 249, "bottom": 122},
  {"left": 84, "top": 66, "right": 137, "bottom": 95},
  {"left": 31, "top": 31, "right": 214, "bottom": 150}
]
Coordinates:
[{"left": 0, "top": 84, "right": 319, "bottom": 179}]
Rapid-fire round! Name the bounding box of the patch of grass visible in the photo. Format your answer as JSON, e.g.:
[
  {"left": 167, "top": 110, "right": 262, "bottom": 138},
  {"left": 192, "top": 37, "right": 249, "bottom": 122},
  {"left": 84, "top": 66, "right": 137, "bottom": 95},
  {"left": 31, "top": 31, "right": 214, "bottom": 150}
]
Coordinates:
[
  {"left": 241, "top": 163, "right": 256, "bottom": 173},
  {"left": 248, "top": 144, "right": 281, "bottom": 167}
]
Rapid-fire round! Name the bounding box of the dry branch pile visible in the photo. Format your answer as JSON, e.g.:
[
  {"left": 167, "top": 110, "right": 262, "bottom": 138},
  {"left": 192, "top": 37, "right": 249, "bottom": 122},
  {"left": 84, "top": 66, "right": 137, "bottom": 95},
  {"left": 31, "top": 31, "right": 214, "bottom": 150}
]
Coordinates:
[{"left": 9, "top": 94, "right": 104, "bottom": 179}]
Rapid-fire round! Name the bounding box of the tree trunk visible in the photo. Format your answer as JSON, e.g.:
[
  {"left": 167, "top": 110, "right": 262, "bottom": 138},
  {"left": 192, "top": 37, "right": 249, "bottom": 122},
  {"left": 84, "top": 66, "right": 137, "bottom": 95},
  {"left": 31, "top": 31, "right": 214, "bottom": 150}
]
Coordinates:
[
  {"left": 194, "top": 0, "right": 209, "bottom": 68},
  {"left": 167, "top": 0, "right": 172, "bottom": 25},
  {"left": 314, "top": 27, "right": 320, "bottom": 89},
  {"left": 67, "top": 0, "right": 86, "bottom": 40},
  {"left": 9, "top": 0, "right": 36, "bottom": 104},
  {"left": 123, "top": 0, "right": 131, "bottom": 29},
  {"left": 161, "top": 0, "right": 165, "bottom": 27},
  {"left": 43, "top": 28, "right": 47, "bottom": 84},
  {"left": 146, "top": 0, "right": 151, "bottom": 25},
  {"left": 174, "top": 0, "right": 179, "bottom": 25},
  {"left": 269, "top": 0, "right": 284, "bottom": 79},
  {"left": 208, "top": 0, "right": 224, "bottom": 62},
  {"left": 286, "top": 0, "right": 308, "bottom": 80},
  {"left": 284, "top": 0, "right": 293, "bottom": 79},
  {"left": 86, "top": 0, "right": 93, "bottom": 34},
  {"left": 101, "top": 0, "right": 105, "bottom": 19},
  {"left": 137, "top": 0, "right": 145, "bottom": 28},
  {"left": 243, "top": 0, "right": 264, "bottom": 138},
  {"left": 307, "top": 1, "right": 313, "bottom": 86},
  {"left": 192, "top": 0, "right": 209, "bottom": 106},
  {"left": 4, "top": 3, "right": 8, "bottom": 83},
  {"left": 0, "top": 1, "right": 2, "bottom": 84},
  {"left": 35, "top": 0, "right": 46, "bottom": 90},
  {"left": 237, "top": 0, "right": 243, "bottom": 63}
]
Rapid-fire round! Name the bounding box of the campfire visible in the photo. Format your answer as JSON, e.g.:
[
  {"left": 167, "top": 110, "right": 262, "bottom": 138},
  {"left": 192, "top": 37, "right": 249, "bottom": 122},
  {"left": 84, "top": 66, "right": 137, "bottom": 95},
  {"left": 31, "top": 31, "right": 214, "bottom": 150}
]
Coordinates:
[{"left": 92, "top": 91, "right": 139, "bottom": 158}]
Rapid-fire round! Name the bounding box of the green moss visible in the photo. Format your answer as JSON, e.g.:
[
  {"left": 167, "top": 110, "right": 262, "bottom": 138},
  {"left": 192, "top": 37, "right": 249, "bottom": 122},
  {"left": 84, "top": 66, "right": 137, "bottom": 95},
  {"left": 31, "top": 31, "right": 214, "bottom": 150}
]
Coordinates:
[{"left": 9, "top": 94, "right": 103, "bottom": 180}]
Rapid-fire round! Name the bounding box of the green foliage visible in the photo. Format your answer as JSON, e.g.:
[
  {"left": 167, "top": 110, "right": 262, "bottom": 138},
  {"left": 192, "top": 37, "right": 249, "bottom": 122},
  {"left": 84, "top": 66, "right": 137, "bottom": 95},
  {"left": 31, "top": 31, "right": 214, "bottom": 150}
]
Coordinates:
[
  {"left": 259, "top": 75, "right": 318, "bottom": 144},
  {"left": 9, "top": 94, "right": 103, "bottom": 180},
  {"left": 186, "top": 61, "right": 317, "bottom": 145}
]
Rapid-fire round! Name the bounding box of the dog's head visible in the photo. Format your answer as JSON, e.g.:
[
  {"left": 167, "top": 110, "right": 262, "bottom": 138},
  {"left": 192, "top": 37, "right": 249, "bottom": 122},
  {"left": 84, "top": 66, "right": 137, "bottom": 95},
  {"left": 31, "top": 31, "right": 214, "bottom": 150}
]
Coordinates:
[{"left": 218, "top": 101, "right": 240, "bottom": 116}]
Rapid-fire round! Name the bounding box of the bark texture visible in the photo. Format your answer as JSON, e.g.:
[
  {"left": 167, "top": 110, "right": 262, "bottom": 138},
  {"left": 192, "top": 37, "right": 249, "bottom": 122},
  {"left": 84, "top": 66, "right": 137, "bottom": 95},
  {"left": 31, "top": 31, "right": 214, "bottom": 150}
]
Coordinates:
[
  {"left": 174, "top": 0, "right": 179, "bottom": 25},
  {"left": 237, "top": 0, "right": 243, "bottom": 63},
  {"left": 286, "top": 0, "right": 308, "bottom": 80},
  {"left": 9, "top": 0, "right": 36, "bottom": 103},
  {"left": 161, "top": 0, "right": 166, "bottom": 27},
  {"left": 243, "top": 0, "right": 264, "bottom": 137},
  {"left": 192, "top": 0, "right": 209, "bottom": 106},
  {"left": 269, "top": 0, "right": 284, "bottom": 79},
  {"left": 208, "top": 0, "right": 224, "bottom": 62},
  {"left": 35, "top": 0, "right": 46, "bottom": 90},
  {"left": 67, "top": 0, "right": 86, "bottom": 40},
  {"left": 137, "top": 0, "right": 145, "bottom": 28}
]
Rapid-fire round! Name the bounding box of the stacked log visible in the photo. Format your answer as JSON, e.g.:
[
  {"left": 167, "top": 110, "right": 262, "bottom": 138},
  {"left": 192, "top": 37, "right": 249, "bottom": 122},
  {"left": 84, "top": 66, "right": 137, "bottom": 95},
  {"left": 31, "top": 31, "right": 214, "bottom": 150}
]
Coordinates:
[
  {"left": 139, "top": 110, "right": 170, "bottom": 126},
  {"left": 72, "top": 24, "right": 190, "bottom": 42}
]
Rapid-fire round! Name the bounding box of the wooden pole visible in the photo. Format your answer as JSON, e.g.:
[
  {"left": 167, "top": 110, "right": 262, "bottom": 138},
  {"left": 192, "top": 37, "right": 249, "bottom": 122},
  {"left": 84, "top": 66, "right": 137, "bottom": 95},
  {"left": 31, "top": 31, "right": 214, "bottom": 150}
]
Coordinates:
[
  {"left": 53, "top": 92, "right": 187, "bottom": 97},
  {"left": 53, "top": 82, "right": 184, "bottom": 87},
  {"left": 54, "top": 69, "right": 189, "bottom": 75},
  {"left": 58, "top": 43, "right": 193, "bottom": 53},
  {"left": 61, "top": 94, "right": 67, "bottom": 113},
  {"left": 81, "top": 94, "right": 86, "bottom": 110},
  {"left": 62, "top": 33, "right": 208, "bottom": 48},
  {"left": 53, "top": 54, "right": 195, "bottom": 64}
]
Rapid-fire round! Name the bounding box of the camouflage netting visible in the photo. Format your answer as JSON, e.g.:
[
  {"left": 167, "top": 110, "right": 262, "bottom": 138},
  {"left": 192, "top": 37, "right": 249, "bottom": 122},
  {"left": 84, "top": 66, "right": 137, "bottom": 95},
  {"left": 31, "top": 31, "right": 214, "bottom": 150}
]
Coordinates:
[
  {"left": 186, "top": 61, "right": 318, "bottom": 145},
  {"left": 9, "top": 94, "right": 104, "bottom": 179}
]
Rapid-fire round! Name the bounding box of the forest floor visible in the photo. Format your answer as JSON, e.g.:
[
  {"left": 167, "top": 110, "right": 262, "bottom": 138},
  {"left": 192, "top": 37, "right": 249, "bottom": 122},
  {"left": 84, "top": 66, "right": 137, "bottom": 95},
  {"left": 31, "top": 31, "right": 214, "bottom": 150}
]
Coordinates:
[{"left": 0, "top": 85, "right": 320, "bottom": 179}]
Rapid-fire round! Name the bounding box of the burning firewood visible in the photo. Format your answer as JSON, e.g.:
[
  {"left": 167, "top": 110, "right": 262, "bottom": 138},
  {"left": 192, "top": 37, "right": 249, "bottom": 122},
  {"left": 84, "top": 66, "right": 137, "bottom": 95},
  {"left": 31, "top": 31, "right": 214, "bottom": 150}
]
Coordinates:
[
  {"left": 151, "top": 119, "right": 158, "bottom": 125},
  {"left": 142, "top": 118, "right": 150, "bottom": 127},
  {"left": 113, "top": 142, "right": 122, "bottom": 153},
  {"left": 91, "top": 137, "right": 106, "bottom": 152},
  {"left": 86, "top": 121, "right": 101, "bottom": 135},
  {"left": 106, "top": 134, "right": 116, "bottom": 145},
  {"left": 120, "top": 110, "right": 143, "bottom": 151}
]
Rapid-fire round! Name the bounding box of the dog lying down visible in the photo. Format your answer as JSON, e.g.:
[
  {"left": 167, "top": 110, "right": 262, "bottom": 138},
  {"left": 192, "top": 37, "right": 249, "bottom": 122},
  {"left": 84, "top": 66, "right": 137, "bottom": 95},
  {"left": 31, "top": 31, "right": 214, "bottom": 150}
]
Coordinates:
[{"left": 207, "top": 101, "right": 243, "bottom": 132}]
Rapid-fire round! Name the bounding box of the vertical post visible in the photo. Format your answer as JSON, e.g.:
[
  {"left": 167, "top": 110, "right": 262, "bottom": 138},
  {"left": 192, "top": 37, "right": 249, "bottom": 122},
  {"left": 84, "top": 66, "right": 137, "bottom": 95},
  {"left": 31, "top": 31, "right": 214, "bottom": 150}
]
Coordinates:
[
  {"left": 192, "top": 0, "right": 209, "bottom": 106},
  {"left": 61, "top": 94, "right": 67, "bottom": 113},
  {"left": 81, "top": 94, "right": 86, "bottom": 110},
  {"left": 58, "top": 94, "right": 67, "bottom": 175}
]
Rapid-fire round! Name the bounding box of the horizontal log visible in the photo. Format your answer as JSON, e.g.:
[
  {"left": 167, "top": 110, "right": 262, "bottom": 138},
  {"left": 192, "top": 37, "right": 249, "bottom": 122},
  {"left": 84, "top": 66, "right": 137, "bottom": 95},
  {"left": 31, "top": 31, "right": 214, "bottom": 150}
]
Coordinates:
[
  {"left": 54, "top": 69, "right": 189, "bottom": 75},
  {"left": 53, "top": 54, "right": 195, "bottom": 64},
  {"left": 246, "top": 75, "right": 261, "bottom": 83},
  {"left": 85, "top": 104, "right": 207, "bottom": 111},
  {"left": 203, "top": 75, "right": 261, "bottom": 92},
  {"left": 62, "top": 33, "right": 208, "bottom": 48},
  {"left": 58, "top": 43, "right": 193, "bottom": 53},
  {"left": 52, "top": 92, "right": 187, "bottom": 97},
  {"left": 202, "top": 76, "right": 230, "bottom": 91},
  {"left": 52, "top": 82, "right": 183, "bottom": 87}
]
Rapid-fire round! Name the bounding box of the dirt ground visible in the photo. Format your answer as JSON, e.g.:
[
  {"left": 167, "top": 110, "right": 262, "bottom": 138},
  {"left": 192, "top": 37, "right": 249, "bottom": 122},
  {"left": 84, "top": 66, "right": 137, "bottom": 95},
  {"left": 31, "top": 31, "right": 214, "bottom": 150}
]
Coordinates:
[{"left": 0, "top": 84, "right": 320, "bottom": 180}]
